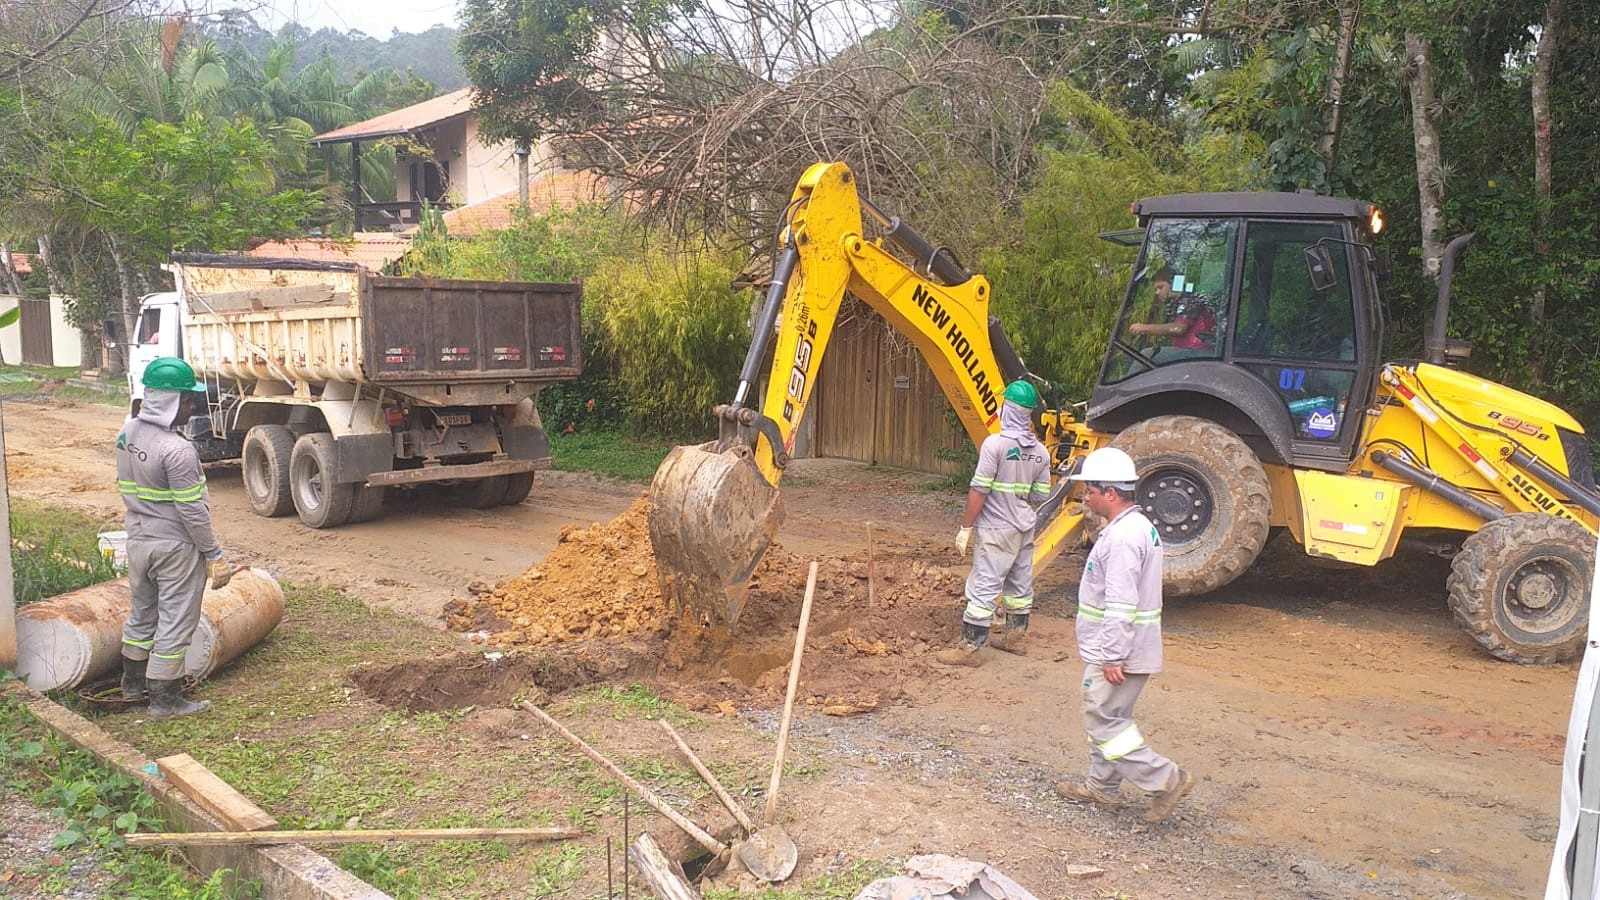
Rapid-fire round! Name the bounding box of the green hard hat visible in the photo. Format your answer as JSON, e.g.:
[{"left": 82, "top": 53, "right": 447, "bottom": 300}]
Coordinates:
[
  {"left": 142, "top": 357, "right": 206, "bottom": 392},
  {"left": 1002, "top": 380, "right": 1039, "bottom": 409}
]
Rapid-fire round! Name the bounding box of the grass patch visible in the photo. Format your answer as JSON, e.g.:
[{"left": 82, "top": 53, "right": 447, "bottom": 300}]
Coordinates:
[
  {"left": 550, "top": 427, "right": 675, "bottom": 481},
  {"left": 0, "top": 364, "right": 127, "bottom": 406},
  {"left": 10, "top": 497, "right": 120, "bottom": 605},
  {"left": 0, "top": 689, "right": 249, "bottom": 898}
]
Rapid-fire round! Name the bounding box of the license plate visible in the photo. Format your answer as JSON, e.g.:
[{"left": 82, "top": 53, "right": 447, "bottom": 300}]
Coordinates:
[{"left": 437, "top": 414, "right": 472, "bottom": 426}]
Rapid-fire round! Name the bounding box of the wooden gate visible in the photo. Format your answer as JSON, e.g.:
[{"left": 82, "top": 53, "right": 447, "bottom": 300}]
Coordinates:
[
  {"left": 811, "top": 308, "right": 966, "bottom": 475},
  {"left": 18, "top": 299, "right": 52, "bottom": 366}
]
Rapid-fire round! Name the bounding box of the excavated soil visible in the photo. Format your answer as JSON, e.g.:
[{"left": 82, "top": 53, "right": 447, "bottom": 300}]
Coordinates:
[{"left": 439, "top": 496, "right": 970, "bottom": 715}]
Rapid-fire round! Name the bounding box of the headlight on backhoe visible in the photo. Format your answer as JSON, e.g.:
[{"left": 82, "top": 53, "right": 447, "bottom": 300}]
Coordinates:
[{"left": 1368, "top": 205, "right": 1385, "bottom": 235}]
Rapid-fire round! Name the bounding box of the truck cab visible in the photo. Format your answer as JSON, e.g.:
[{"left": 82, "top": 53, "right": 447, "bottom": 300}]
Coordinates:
[{"left": 127, "top": 292, "right": 184, "bottom": 406}]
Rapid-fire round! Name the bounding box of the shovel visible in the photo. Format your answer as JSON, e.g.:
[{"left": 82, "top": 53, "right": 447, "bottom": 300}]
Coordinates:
[
  {"left": 660, "top": 719, "right": 798, "bottom": 883},
  {"left": 748, "top": 560, "right": 820, "bottom": 880}
]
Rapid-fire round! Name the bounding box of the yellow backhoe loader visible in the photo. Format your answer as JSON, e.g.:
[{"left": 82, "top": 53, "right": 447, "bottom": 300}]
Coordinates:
[{"left": 648, "top": 161, "right": 1600, "bottom": 664}]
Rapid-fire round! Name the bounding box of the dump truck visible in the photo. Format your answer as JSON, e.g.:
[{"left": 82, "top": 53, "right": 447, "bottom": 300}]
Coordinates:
[
  {"left": 126, "top": 254, "right": 582, "bottom": 528},
  {"left": 649, "top": 161, "right": 1599, "bottom": 664}
]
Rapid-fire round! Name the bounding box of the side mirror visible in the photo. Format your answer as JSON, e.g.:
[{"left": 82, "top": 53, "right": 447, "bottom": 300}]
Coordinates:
[{"left": 1304, "top": 244, "right": 1338, "bottom": 291}]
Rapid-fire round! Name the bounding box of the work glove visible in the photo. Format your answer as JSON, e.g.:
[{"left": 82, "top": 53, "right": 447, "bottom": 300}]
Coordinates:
[
  {"left": 205, "top": 551, "right": 234, "bottom": 590},
  {"left": 955, "top": 526, "right": 973, "bottom": 556}
]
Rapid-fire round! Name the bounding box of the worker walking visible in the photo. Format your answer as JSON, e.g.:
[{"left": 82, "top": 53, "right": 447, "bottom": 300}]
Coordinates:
[
  {"left": 1056, "top": 447, "right": 1194, "bottom": 824},
  {"left": 935, "top": 380, "right": 1052, "bottom": 668},
  {"left": 117, "top": 358, "right": 233, "bottom": 720}
]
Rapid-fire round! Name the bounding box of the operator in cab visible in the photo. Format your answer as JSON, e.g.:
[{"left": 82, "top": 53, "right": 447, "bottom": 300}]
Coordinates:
[
  {"left": 935, "top": 380, "right": 1053, "bottom": 668},
  {"left": 116, "top": 357, "right": 234, "bottom": 720}
]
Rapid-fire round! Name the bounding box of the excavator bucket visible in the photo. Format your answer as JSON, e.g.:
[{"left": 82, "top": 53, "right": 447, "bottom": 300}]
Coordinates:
[{"left": 647, "top": 442, "right": 785, "bottom": 628}]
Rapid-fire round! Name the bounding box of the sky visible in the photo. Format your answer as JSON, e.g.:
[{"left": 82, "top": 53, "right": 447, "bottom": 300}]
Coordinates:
[{"left": 254, "top": 0, "right": 462, "bottom": 36}]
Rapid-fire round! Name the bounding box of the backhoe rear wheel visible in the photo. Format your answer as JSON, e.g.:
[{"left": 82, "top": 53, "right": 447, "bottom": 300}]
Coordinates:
[
  {"left": 1110, "top": 416, "right": 1272, "bottom": 596},
  {"left": 1446, "top": 513, "right": 1592, "bottom": 664}
]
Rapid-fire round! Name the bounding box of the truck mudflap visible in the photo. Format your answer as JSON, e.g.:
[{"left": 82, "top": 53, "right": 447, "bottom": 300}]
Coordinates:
[{"left": 366, "top": 458, "right": 550, "bottom": 488}]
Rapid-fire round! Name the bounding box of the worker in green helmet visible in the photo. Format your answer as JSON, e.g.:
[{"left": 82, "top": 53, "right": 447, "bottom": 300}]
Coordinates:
[
  {"left": 116, "top": 357, "right": 232, "bottom": 720},
  {"left": 935, "top": 379, "right": 1053, "bottom": 667}
]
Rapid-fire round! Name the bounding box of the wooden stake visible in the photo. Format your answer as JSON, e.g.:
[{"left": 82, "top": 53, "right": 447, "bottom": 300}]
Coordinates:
[
  {"left": 866, "top": 522, "right": 876, "bottom": 605},
  {"left": 126, "top": 827, "right": 582, "bottom": 847},
  {"left": 764, "top": 561, "right": 817, "bottom": 825}
]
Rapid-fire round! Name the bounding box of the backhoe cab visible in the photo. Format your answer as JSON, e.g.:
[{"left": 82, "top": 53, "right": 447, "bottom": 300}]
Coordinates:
[{"left": 649, "top": 161, "right": 1600, "bottom": 664}]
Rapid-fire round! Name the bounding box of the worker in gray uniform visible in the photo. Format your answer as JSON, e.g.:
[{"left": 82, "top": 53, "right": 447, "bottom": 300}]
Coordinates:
[
  {"left": 1057, "top": 446, "right": 1194, "bottom": 824},
  {"left": 935, "top": 380, "right": 1053, "bottom": 668},
  {"left": 118, "top": 357, "right": 233, "bottom": 720}
]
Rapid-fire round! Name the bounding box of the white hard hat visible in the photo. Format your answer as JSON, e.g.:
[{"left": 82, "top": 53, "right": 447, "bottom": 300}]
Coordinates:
[{"left": 1070, "top": 447, "right": 1139, "bottom": 488}]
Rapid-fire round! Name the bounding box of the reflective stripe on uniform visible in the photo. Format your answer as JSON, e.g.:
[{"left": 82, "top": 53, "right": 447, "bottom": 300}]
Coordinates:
[
  {"left": 118, "top": 477, "right": 206, "bottom": 503},
  {"left": 1105, "top": 601, "right": 1138, "bottom": 621},
  {"left": 122, "top": 637, "right": 154, "bottom": 649},
  {"left": 152, "top": 649, "right": 187, "bottom": 660},
  {"left": 971, "top": 475, "right": 995, "bottom": 489},
  {"left": 1097, "top": 723, "right": 1145, "bottom": 760},
  {"left": 1079, "top": 603, "right": 1160, "bottom": 625},
  {"left": 964, "top": 599, "right": 996, "bottom": 622},
  {"left": 1002, "top": 594, "right": 1032, "bottom": 610},
  {"left": 1031, "top": 481, "right": 1051, "bottom": 492}
]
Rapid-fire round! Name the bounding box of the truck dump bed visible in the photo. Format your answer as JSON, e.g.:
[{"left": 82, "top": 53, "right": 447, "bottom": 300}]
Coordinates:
[{"left": 173, "top": 255, "right": 581, "bottom": 404}]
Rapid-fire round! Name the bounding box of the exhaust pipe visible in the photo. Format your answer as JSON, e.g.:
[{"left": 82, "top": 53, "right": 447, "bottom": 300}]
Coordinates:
[
  {"left": 1371, "top": 449, "right": 1505, "bottom": 523},
  {"left": 1425, "top": 233, "right": 1475, "bottom": 366}
]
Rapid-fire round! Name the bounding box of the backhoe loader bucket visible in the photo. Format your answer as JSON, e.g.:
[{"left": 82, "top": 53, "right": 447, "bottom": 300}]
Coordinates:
[{"left": 648, "top": 442, "right": 784, "bottom": 628}]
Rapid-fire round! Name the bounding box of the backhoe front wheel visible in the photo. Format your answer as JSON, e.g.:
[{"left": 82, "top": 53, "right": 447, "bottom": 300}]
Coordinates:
[
  {"left": 1110, "top": 416, "right": 1272, "bottom": 596},
  {"left": 1447, "top": 513, "right": 1592, "bottom": 664}
]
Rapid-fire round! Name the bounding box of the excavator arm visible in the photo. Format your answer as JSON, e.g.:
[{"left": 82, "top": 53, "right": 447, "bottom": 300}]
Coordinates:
[{"left": 649, "top": 162, "right": 1092, "bottom": 626}]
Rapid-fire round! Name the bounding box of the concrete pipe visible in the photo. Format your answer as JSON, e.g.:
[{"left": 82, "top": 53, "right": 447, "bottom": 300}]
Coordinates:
[{"left": 14, "top": 568, "right": 285, "bottom": 691}]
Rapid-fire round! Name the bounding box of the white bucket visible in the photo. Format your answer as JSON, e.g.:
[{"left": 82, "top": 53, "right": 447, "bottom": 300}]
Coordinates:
[{"left": 96, "top": 531, "right": 129, "bottom": 570}]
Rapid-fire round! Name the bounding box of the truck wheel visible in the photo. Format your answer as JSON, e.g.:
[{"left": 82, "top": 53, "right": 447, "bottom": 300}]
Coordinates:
[
  {"left": 1110, "top": 416, "right": 1272, "bottom": 596},
  {"left": 464, "top": 476, "right": 509, "bottom": 509},
  {"left": 349, "top": 486, "right": 387, "bottom": 523},
  {"left": 499, "top": 472, "right": 535, "bottom": 506},
  {"left": 290, "top": 433, "right": 355, "bottom": 529},
  {"left": 1447, "top": 513, "right": 1592, "bottom": 664},
  {"left": 242, "top": 425, "right": 295, "bottom": 518}
]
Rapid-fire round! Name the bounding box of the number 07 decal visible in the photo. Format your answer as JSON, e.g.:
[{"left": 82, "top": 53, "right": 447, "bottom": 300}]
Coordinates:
[{"left": 1278, "top": 368, "right": 1306, "bottom": 391}]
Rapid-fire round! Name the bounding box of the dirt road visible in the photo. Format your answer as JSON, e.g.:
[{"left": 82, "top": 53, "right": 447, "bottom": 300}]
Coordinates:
[{"left": 5, "top": 395, "right": 1573, "bottom": 898}]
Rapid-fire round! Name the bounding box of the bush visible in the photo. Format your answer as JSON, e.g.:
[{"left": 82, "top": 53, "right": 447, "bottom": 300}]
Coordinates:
[{"left": 588, "top": 249, "right": 752, "bottom": 438}]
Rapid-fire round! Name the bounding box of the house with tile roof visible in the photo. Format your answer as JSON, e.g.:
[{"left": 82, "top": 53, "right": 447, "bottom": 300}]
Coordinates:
[{"left": 309, "top": 88, "right": 603, "bottom": 237}]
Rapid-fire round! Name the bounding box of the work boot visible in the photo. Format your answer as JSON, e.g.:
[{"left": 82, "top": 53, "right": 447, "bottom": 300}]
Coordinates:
[
  {"left": 933, "top": 622, "right": 989, "bottom": 668},
  {"left": 120, "top": 656, "right": 148, "bottom": 703},
  {"left": 1055, "top": 779, "right": 1122, "bottom": 809},
  {"left": 990, "top": 613, "right": 1029, "bottom": 654},
  {"left": 148, "top": 679, "right": 210, "bottom": 721},
  {"left": 1143, "top": 768, "right": 1196, "bottom": 824}
]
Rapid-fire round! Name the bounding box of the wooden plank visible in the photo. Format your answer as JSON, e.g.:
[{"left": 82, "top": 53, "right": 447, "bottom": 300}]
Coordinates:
[
  {"left": 127, "top": 827, "right": 583, "bottom": 847},
  {"left": 156, "top": 753, "right": 279, "bottom": 832},
  {"left": 874, "top": 328, "right": 965, "bottom": 475},
  {"left": 627, "top": 832, "right": 701, "bottom": 900},
  {"left": 1, "top": 681, "right": 390, "bottom": 900},
  {"left": 188, "top": 284, "right": 346, "bottom": 314},
  {"left": 18, "top": 299, "right": 52, "bottom": 366}
]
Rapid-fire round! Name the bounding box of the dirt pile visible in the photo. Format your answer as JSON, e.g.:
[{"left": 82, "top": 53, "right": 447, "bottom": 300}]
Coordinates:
[
  {"left": 441, "top": 495, "right": 980, "bottom": 713},
  {"left": 444, "top": 495, "right": 666, "bottom": 645}
]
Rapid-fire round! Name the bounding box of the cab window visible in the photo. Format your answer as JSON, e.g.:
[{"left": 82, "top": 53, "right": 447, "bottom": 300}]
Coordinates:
[
  {"left": 136, "top": 307, "right": 163, "bottom": 344},
  {"left": 1233, "top": 221, "right": 1355, "bottom": 362},
  {"left": 1104, "top": 217, "right": 1236, "bottom": 383}
]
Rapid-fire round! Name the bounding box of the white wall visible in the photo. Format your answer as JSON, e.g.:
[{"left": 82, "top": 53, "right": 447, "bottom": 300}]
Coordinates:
[
  {"left": 49, "top": 295, "right": 81, "bottom": 368},
  {"left": 0, "top": 296, "right": 21, "bottom": 365},
  {"left": 0, "top": 294, "right": 85, "bottom": 368}
]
